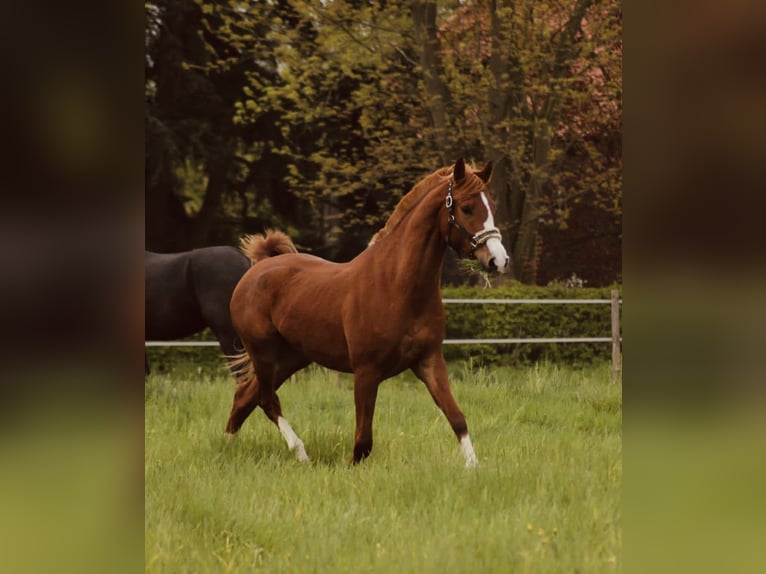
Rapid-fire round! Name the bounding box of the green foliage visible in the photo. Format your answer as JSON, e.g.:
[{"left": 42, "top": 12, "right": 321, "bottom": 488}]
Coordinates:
[
  {"left": 146, "top": 363, "right": 621, "bottom": 572},
  {"left": 442, "top": 282, "right": 621, "bottom": 366},
  {"left": 227, "top": 0, "right": 441, "bottom": 255},
  {"left": 146, "top": 0, "right": 622, "bottom": 278}
]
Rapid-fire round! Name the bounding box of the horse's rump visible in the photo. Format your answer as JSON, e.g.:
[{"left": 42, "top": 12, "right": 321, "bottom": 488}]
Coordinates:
[{"left": 230, "top": 253, "right": 353, "bottom": 375}]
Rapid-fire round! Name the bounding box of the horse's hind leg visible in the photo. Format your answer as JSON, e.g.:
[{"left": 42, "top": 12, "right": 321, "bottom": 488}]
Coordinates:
[
  {"left": 226, "top": 376, "right": 261, "bottom": 434},
  {"left": 413, "top": 354, "right": 478, "bottom": 468},
  {"left": 257, "top": 358, "right": 311, "bottom": 462}
]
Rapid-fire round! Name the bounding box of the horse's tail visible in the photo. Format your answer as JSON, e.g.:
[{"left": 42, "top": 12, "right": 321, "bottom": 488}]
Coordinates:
[
  {"left": 239, "top": 229, "right": 298, "bottom": 264},
  {"left": 225, "top": 350, "right": 255, "bottom": 386}
]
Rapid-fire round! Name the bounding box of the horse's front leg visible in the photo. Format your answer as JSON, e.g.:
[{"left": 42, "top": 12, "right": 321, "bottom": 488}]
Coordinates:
[
  {"left": 351, "top": 369, "right": 381, "bottom": 464},
  {"left": 412, "top": 353, "right": 478, "bottom": 468}
]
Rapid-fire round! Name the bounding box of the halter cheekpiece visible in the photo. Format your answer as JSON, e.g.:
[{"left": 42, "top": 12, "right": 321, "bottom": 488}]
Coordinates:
[{"left": 445, "top": 179, "right": 502, "bottom": 254}]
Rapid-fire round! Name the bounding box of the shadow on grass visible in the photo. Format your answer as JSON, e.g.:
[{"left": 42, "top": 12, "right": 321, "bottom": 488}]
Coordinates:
[{"left": 206, "top": 425, "right": 355, "bottom": 469}]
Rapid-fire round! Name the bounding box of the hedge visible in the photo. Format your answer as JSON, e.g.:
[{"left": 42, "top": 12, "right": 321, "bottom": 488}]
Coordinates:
[
  {"left": 145, "top": 329, "right": 227, "bottom": 376},
  {"left": 146, "top": 282, "right": 622, "bottom": 373},
  {"left": 441, "top": 282, "right": 621, "bottom": 366}
]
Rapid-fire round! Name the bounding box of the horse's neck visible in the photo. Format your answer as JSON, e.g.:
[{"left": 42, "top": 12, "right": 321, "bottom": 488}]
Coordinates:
[{"left": 372, "top": 187, "right": 446, "bottom": 297}]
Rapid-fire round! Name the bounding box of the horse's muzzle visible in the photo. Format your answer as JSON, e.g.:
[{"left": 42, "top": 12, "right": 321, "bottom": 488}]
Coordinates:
[
  {"left": 487, "top": 255, "right": 510, "bottom": 274},
  {"left": 478, "top": 237, "right": 509, "bottom": 274}
]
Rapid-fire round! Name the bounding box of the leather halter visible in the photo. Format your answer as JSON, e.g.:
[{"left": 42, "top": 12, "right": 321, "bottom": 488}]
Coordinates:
[{"left": 445, "top": 179, "right": 502, "bottom": 255}]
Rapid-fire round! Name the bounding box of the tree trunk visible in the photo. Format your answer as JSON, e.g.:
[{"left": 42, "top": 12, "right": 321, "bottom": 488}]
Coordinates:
[
  {"left": 190, "top": 156, "right": 231, "bottom": 247},
  {"left": 487, "top": 0, "right": 523, "bottom": 279},
  {"left": 145, "top": 178, "right": 190, "bottom": 252},
  {"left": 410, "top": 1, "right": 453, "bottom": 162},
  {"left": 513, "top": 186, "right": 539, "bottom": 284},
  {"left": 513, "top": 124, "right": 552, "bottom": 283},
  {"left": 486, "top": 154, "right": 515, "bottom": 275}
]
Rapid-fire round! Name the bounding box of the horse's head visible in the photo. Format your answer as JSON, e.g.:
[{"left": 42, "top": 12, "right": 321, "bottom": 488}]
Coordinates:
[{"left": 444, "top": 158, "right": 510, "bottom": 273}]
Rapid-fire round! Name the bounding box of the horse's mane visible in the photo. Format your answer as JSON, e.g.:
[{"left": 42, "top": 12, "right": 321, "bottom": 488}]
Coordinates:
[{"left": 368, "top": 166, "right": 453, "bottom": 246}]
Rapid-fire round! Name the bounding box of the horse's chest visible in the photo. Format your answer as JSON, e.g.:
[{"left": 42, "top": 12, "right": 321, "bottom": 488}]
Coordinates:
[
  {"left": 364, "top": 316, "right": 442, "bottom": 366},
  {"left": 402, "top": 319, "right": 442, "bottom": 353}
]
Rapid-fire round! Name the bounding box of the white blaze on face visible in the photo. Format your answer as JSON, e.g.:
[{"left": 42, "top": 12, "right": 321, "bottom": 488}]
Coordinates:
[
  {"left": 460, "top": 434, "right": 478, "bottom": 468},
  {"left": 480, "top": 193, "right": 509, "bottom": 272},
  {"left": 277, "top": 416, "right": 309, "bottom": 462}
]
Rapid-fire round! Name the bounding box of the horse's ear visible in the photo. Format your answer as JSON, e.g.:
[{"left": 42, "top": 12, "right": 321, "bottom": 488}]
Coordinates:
[
  {"left": 453, "top": 158, "right": 466, "bottom": 181},
  {"left": 476, "top": 161, "right": 493, "bottom": 183}
]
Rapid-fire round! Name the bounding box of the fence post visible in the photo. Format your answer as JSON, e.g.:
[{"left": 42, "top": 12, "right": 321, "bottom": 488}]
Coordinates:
[{"left": 610, "top": 289, "right": 621, "bottom": 382}]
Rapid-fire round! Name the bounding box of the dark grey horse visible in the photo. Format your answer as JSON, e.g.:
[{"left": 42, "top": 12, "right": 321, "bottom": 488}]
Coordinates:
[{"left": 145, "top": 247, "right": 251, "bottom": 373}]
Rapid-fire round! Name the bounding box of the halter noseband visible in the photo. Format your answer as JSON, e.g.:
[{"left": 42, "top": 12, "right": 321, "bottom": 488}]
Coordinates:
[{"left": 445, "top": 179, "right": 502, "bottom": 254}]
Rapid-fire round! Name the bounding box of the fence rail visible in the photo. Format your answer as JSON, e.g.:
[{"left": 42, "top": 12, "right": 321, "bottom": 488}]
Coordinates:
[
  {"left": 442, "top": 298, "right": 616, "bottom": 304},
  {"left": 146, "top": 290, "right": 622, "bottom": 380}
]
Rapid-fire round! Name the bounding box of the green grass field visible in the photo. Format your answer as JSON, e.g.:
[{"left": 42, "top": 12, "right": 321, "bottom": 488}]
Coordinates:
[{"left": 145, "top": 360, "right": 621, "bottom": 573}]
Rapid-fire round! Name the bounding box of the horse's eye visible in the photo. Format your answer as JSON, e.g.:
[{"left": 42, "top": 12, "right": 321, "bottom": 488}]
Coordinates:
[{"left": 460, "top": 205, "right": 473, "bottom": 216}]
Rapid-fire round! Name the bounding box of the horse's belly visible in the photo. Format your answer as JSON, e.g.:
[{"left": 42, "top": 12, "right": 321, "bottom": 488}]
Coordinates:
[
  {"left": 281, "top": 326, "right": 353, "bottom": 373},
  {"left": 309, "top": 352, "right": 353, "bottom": 374}
]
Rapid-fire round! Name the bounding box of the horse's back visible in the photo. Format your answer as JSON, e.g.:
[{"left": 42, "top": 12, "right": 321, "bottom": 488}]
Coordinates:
[
  {"left": 232, "top": 253, "right": 338, "bottom": 316},
  {"left": 145, "top": 247, "right": 250, "bottom": 343}
]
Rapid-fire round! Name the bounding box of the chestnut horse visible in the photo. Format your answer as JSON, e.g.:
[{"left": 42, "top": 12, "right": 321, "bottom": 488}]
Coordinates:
[{"left": 226, "top": 159, "right": 509, "bottom": 467}]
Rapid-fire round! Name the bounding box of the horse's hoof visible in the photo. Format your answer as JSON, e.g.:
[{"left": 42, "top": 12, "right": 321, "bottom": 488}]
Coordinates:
[{"left": 293, "top": 443, "right": 310, "bottom": 463}]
